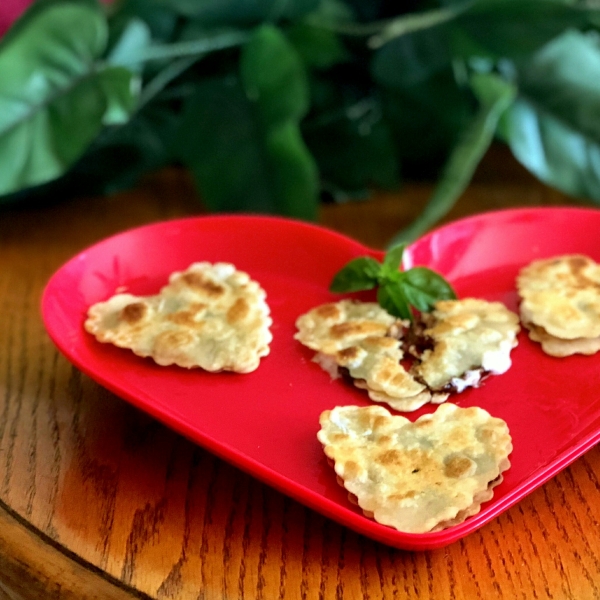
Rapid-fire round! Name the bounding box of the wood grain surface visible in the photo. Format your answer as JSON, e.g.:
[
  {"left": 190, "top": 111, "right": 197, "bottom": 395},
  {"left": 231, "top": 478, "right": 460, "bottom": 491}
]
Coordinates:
[{"left": 0, "top": 156, "right": 599, "bottom": 599}]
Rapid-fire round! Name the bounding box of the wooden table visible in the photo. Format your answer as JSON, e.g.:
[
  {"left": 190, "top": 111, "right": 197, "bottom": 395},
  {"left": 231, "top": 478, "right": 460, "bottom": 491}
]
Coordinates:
[{"left": 1, "top": 157, "right": 599, "bottom": 600}]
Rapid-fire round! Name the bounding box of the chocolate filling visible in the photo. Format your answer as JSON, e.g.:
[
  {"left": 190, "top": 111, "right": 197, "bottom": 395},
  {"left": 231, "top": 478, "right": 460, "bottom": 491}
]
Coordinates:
[
  {"left": 319, "top": 316, "right": 494, "bottom": 398},
  {"left": 400, "top": 317, "right": 434, "bottom": 358}
]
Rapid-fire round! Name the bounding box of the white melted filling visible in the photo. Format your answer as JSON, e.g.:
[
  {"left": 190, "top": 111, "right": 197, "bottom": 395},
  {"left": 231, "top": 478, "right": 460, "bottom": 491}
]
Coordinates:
[
  {"left": 449, "top": 340, "right": 514, "bottom": 393},
  {"left": 313, "top": 352, "right": 341, "bottom": 379},
  {"left": 450, "top": 370, "right": 482, "bottom": 393},
  {"left": 481, "top": 339, "right": 513, "bottom": 375}
]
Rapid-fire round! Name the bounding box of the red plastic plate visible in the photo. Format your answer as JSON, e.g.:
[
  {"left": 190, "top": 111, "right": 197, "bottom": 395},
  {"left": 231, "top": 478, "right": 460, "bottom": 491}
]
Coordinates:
[{"left": 41, "top": 207, "right": 600, "bottom": 550}]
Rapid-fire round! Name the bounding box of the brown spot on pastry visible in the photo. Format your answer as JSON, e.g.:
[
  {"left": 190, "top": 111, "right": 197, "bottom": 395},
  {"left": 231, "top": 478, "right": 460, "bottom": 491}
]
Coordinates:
[
  {"left": 167, "top": 311, "right": 204, "bottom": 328},
  {"left": 444, "top": 455, "right": 476, "bottom": 479},
  {"left": 315, "top": 303, "right": 341, "bottom": 319},
  {"left": 377, "top": 449, "right": 404, "bottom": 466},
  {"left": 182, "top": 272, "right": 225, "bottom": 297},
  {"left": 330, "top": 321, "right": 388, "bottom": 339},
  {"left": 120, "top": 302, "right": 147, "bottom": 324},
  {"left": 155, "top": 329, "right": 195, "bottom": 351},
  {"left": 389, "top": 490, "right": 417, "bottom": 501},
  {"left": 189, "top": 302, "right": 208, "bottom": 314},
  {"left": 227, "top": 297, "right": 250, "bottom": 324},
  {"left": 337, "top": 346, "right": 361, "bottom": 361},
  {"left": 343, "top": 461, "right": 359, "bottom": 479}
]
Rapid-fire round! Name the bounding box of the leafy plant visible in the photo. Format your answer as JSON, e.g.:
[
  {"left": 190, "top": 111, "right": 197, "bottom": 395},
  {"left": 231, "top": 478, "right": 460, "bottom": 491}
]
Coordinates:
[
  {"left": 330, "top": 244, "right": 456, "bottom": 319},
  {"left": 2, "top": 0, "right": 600, "bottom": 243}
]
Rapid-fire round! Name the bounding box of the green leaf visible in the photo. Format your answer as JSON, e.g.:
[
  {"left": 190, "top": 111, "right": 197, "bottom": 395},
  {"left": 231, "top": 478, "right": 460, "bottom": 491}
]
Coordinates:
[
  {"left": 264, "top": 121, "right": 319, "bottom": 217},
  {"left": 382, "top": 244, "right": 406, "bottom": 272},
  {"left": 401, "top": 267, "right": 457, "bottom": 312},
  {"left": 516, "top": 30, "right": 600, "bottom": 145},
  {"left": 369, "top": 2, "right": 472, "bottom": 49},
  {"left": 285, "top": 0, "right": 352, "bottom": 70},
  {"left": 389, "top": 73, "right": 516, "bottom": 245},
  {"left": 108, "top": 0, "right": 179, "bottom": 43},
  {"left": 499, "top": 98, "right": 600, "bottom": 200},
  {"left": 134, "top": 29, "right": 251, "bottom": 63},
  {"left": 377, "top": 284, "right": 412, "bottom": 320},
  {"left": 370, "top": 2, "right": 473, "bottom": 87},
  {"left": 107, "top": 17, "right": 152, "bottom": 70},
  {"left": 459, "top": 2, "right": 600, "bottom": 60},
  {"left": 380, "top": 69, "right": 474, "bottom": 168},
  {"left": 240, "top": 25, "right": 309, "bottom": 127},
  {"left": 370, "top": 1, "right": 600, "bottom": 89},
  {"left": 496, "top": 30, "right": 600, "bottom": 201},
  {"left": 98, "top": 68, "right": 138, "bottom": 125},
  {"left": 174, "top": 25, "right": 318, "bottom": 218},
  {"left": 329, "top": 248, "right": 456, "bottom": 319},
  {"left": 303, "top": 96, "right": 400, "bottom": 197},
  {"left": 371, "top": 22, "right": 454, "bottom": 87},
  {"left": 153, "top": 0, "right": 319, "bottom": 24},
  {"left": 174, "top": 77, "right": 270, "bottom": 212},
  {"left": 50, "top": 100, "right": 179, "bottom": 201},
  {"left": 96, "top": 100, "right": 181, "bottom": 190},
  {"left": 330, "top": 257, "right": 381, "bottom": 292},
  {"left": 287, "top": 21, "right": 348, "bottom": 70},
  {"left": 137, "top": 55, "right": 198, "bottom": 109},
  {"left": 0, "top": 1, "right": 139, "bottom": 196},
  {"left": 0, "top": 0, "right": 98, "bottom": 49}
]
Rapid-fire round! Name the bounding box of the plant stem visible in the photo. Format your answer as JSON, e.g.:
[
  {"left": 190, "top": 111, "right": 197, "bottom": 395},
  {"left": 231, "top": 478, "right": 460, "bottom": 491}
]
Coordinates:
[
  {"left": 304, "top": 1, "right": 473, "bottom": 47},
  {"left": 138, "top": 56, "right": 198, "bottom": 109},
  {"left": 388, "top": 80, "right": 515, "bottom": 246},
  {"left": 126, "top": 30, "right": 252, "bottom": 64},
  {"left": 368, "top": 1, "right": 474, "bottom": 48}
]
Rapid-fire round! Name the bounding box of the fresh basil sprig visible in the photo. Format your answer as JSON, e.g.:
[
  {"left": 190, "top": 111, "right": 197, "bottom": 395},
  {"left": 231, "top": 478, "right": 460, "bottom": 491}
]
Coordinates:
[{"left": 330, "top": 244, "right": 456, "bottom": 319}]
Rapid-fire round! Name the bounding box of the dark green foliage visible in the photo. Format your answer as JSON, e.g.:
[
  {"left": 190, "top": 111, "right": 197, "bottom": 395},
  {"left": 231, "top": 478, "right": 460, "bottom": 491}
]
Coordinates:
[{"left": 2, "top": 0, "right": 600, "bottom": 240}]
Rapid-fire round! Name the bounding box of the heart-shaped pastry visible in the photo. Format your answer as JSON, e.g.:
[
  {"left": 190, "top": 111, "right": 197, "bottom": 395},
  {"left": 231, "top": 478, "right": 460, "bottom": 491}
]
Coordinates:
[
  {"left": 85, "top": 262, "right": 272, "bottom": 373},
  {"left": 414, "top": 298, "right": 520, "bottom": 391},
  {"left": 296, "top": 298, "right": 519, "bottom": 410},
  {"left": 517, "top": 254, "right": 600, "bottom": 356},
  {"left": 295, "top": 300, "right": 433, "bottom": 411},
  {"left": 318, "top": 403, "right": 512, "bottom": 533}
]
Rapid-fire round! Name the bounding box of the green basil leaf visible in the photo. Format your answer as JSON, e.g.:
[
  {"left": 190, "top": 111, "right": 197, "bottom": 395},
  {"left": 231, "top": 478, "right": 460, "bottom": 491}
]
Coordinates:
[
  {"left": 0, "top": 1, "right": 139, "bottom": 196},
  {"left": 382, "top": 243, "right": 406, "bottom": 272},
  {"left": 330, "top": 257, "right": 381, "bottom": 293},
  {"left": 377, "top": 284, "right": 412, "bottom": 320},
  {"left": 401, "top": 267, "right": 457, "bottom": 312}
]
